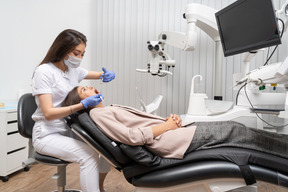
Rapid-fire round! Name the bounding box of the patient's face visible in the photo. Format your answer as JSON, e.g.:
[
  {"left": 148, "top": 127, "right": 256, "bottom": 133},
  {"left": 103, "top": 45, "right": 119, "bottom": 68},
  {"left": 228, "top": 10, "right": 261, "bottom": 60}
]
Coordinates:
[{"left": 77, "top": 86, "right": 100, "bottom": 99}]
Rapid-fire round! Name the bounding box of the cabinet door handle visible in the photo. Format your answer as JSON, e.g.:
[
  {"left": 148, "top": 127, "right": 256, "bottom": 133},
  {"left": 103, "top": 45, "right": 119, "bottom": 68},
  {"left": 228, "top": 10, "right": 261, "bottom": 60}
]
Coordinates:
[{"left": 8, "top": 120, "right": 17, "bottom": 124}]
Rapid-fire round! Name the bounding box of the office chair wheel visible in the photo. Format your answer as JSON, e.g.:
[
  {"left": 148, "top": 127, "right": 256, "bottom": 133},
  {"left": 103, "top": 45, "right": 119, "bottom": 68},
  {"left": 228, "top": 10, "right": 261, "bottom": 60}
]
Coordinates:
[
  {"left": 1, "top": 176, "right": 9, "bottom": 182},
  {"left": 24, "top": 166, "right": 30, "bottom": 172}
]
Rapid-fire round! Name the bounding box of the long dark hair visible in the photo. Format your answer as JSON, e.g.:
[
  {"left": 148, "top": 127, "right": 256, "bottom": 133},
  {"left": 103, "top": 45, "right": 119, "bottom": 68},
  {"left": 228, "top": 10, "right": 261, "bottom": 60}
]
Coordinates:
[
  {"left": 63, "top": 86, "right": 81, "bottom": 107},
  {"left": 62, "top": 86, "right": 88, "bottom": 113},
  {"left": 40, "top": 29, "right": 87, "bottom": 65}
]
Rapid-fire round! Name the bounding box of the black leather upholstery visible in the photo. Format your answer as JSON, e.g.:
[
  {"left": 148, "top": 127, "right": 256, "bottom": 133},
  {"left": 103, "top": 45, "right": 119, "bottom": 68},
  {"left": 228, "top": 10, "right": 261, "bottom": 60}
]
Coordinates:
[
  {"left": 76, "top": 112, "right": 132, "bottom": 165},
  {"left": 17, "top": 93, "right": 37, "bottom": 138},
  {"left": 130, "top": 160, "right": 288, "bottom": 188},
  {"left": 71, "top": 122, "right": 124, "bottom": 169},
  {"left": 120, "top": 144, "right": 161, "bottom": 167},
  {"left": 123, "top": 148, "right": 288, "bottom": 187}
]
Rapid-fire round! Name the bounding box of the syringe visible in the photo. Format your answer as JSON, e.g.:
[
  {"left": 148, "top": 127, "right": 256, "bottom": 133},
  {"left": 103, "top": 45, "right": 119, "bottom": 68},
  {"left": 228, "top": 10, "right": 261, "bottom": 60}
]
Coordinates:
[{"left": 99, "top": 79, "right": 104, "bottom": 101}]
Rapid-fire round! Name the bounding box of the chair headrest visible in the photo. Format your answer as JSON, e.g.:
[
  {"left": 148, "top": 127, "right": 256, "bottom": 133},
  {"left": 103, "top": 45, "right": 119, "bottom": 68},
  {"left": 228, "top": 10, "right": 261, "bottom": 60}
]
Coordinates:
[{"left": 17, "top": 93, "right": 37, "bottom": 138}]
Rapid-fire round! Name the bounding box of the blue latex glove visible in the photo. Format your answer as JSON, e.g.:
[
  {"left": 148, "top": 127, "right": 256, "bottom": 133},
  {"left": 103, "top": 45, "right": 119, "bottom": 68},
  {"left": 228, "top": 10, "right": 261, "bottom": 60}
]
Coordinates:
[
  {"left": 100, "top": 67, "right": 115, "bottom": 82},
  {"left": 80, "top": 94, "right": 103, "bottom": 109}
]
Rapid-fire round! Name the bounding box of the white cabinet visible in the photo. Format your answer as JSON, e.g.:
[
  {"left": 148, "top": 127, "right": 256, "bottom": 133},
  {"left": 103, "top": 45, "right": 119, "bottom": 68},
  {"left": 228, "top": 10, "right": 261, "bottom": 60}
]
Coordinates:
[{"left": 0, "top": 107, "right": 29, "bottom": 182}]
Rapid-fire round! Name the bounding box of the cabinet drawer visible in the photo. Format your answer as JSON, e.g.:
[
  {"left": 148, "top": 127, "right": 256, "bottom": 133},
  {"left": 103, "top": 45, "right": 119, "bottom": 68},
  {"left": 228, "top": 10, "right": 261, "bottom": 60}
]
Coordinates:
[
  {"left": 6, "top": 147, "right": 28, "bottom": 174},
  {"left": 7, "top": 111, "right": 17, "bottom": 122},
  {"left": 6, "top": 133, "right": 28, "bottom": 152},
  {"left": 7, "top": 121, "right": 18, "bottom": 133}
]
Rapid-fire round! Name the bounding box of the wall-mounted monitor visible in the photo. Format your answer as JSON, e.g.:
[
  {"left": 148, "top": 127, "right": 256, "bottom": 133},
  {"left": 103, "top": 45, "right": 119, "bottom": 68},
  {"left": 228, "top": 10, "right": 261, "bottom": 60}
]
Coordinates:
[{"left": 215, "top": 0, "right": 281, "bottom": 57}]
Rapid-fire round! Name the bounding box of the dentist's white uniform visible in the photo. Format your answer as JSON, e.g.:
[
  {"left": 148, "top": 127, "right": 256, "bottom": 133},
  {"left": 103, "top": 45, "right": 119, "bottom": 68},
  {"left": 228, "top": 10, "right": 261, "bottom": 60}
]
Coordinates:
[{"left": 32, "top": 62, "right": 110, "bottom": 192}]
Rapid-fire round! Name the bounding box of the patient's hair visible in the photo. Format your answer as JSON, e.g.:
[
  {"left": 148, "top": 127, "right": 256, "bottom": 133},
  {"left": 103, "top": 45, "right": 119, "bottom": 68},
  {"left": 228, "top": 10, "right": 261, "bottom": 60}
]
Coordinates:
[
  {"left": 63, "top": 86, "right": 82, "bottom": 107},
  {"left": 63, "top": 86, "right": 99, "bottom": 113}
]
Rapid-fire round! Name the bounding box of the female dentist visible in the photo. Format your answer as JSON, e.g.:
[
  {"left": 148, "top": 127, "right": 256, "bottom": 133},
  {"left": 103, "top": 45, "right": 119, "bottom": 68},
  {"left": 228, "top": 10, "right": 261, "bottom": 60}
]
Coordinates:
[{"left": 31, "top": 29, "right": 114, "bottom": 192}]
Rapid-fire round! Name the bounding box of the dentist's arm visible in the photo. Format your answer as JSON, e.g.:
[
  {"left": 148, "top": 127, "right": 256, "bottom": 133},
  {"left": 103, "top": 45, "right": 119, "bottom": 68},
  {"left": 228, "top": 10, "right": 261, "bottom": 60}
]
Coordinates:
[
  {"left": 85, "top": 71, "right": 104, "bottom": 79},
  {"left": 38, "top": 94, "right": 84, "bottom": 121},
  {"left": 85, "top": 67, "right": 115, "bottom": 81},
  {"left": 38, "top": 93, "right": 103, "bottom": 121}
]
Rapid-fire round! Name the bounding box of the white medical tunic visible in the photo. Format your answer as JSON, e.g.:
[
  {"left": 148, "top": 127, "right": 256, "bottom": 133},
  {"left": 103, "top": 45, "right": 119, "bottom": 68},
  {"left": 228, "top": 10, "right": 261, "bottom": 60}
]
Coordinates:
[{"left": 31, "top": 62, "right": 88, "bottom": 137}]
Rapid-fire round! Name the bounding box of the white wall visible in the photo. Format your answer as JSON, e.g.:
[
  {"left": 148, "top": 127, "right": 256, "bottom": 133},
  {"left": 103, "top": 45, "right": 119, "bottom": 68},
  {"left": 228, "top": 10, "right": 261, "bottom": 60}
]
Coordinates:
[
  {"left": 0, "top": 0, "right": 94, "bottom": 101},
  {"left": 1, "top": 0, "right": 287, "bottom": 125}
]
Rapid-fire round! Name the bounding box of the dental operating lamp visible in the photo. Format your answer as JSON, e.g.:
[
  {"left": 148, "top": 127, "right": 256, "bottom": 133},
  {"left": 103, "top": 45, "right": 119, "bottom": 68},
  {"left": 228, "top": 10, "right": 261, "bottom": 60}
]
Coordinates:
[{"left": 136, "top": 3, "right": 224, "bottom": 100}]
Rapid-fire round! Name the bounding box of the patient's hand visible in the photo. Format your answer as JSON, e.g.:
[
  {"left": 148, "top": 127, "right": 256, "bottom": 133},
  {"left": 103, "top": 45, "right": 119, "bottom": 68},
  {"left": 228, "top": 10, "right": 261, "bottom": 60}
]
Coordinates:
[
  {"left": 165, "top": 114, "right": 182, "bottom": 130},
  {"left": 152, "top": 114, "right": 182, "bottom": 138}
]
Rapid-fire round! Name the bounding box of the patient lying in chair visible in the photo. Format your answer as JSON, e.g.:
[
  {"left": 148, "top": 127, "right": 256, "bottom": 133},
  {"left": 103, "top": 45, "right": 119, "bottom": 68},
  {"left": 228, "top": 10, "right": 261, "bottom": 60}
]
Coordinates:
[{"left": 63, "top": 86, "right": 288, "bottom": 160}]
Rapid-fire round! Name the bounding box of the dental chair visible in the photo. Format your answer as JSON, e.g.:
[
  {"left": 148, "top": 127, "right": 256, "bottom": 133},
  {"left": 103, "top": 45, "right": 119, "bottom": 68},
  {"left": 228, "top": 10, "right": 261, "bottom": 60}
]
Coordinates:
[
  {"left": 65, "top": 111, "right": 288, "bottom": 192},
  {"left": 17, "top": 93, "right": 81, "bottom": 192}
]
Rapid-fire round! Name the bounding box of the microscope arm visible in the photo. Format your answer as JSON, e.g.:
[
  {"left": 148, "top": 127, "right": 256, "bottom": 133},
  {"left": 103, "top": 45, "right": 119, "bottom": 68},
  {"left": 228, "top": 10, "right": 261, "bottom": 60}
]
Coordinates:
[
  {"left": 137, "top": 3, "right": 219, "bottom": 76},
  {"left": 158, "top": 3, "right": 219, "bottom": 51}
]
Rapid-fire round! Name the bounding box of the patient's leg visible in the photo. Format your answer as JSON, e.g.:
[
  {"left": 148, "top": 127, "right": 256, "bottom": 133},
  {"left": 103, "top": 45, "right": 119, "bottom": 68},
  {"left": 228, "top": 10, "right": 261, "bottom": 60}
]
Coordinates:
[{"left": 186, "top": 121, "right": 288, "bottom": 159}]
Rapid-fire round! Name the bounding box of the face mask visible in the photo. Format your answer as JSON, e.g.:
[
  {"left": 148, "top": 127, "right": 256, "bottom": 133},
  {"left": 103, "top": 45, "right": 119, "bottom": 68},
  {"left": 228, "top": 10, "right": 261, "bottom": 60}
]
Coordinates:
[{"left": 64, "top": 54, "right": 82, "bottom": 68}]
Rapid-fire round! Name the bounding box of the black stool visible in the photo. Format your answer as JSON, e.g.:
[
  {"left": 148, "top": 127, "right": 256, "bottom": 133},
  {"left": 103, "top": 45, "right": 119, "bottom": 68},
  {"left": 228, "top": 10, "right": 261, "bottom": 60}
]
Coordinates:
[{"left": 17, "top": 93, "right": 81, "bottom": 192}]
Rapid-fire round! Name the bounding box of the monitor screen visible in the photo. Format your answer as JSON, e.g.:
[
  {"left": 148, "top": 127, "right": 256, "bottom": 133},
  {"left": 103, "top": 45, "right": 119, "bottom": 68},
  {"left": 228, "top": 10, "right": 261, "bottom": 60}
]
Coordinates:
[{"left": 215, "top": 0, "right": 281, "bottom": 57}]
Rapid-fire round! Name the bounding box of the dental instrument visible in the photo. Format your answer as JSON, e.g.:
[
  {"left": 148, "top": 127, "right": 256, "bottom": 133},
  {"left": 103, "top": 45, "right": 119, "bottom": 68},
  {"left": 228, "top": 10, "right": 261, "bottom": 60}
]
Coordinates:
[
  {"left": 100, "top": 95, "right": 104, "bottom": 102},
  {"left": 98, "top": 77, "right": 104, "bottom": 102}
]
